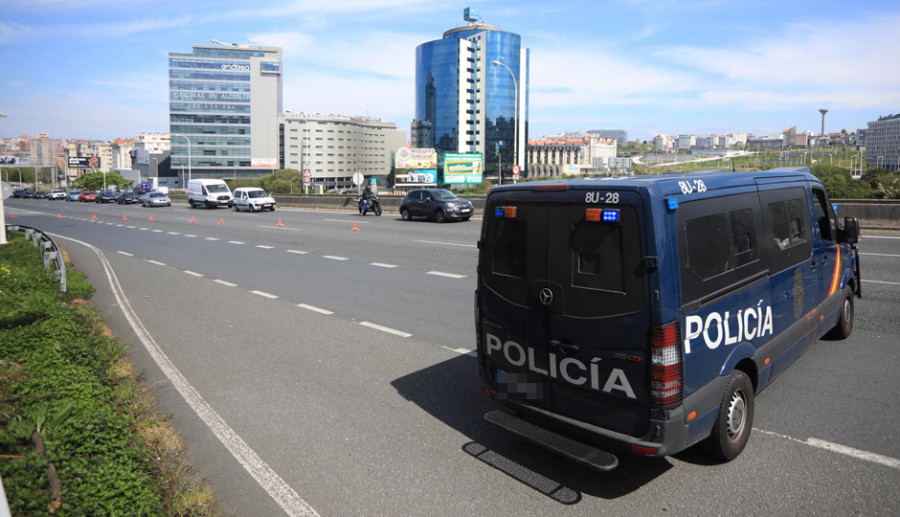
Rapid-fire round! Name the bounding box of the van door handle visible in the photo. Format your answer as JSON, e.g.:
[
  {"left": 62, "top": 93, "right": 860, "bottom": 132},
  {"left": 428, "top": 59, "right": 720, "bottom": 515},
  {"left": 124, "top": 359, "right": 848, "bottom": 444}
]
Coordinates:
[
  {"left": 810, "top": 261, "right": 818, "bottom": 270},
  {"left": 550, "top": 340, "right": 579, "bottom": 352}
]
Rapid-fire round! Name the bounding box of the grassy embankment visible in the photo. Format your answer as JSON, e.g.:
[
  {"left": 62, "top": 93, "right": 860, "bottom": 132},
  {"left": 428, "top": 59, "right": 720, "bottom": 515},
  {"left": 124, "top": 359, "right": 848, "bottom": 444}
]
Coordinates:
[{"left": 0, "top": 234, "right": 218, "bottom": 516}]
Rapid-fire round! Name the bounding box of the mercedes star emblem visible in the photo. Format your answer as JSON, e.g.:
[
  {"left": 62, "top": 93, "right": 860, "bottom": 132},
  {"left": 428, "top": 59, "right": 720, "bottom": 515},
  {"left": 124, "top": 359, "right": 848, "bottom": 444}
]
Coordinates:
[{"left": 539, "top": 288, "right": 554, "bottom": 306}]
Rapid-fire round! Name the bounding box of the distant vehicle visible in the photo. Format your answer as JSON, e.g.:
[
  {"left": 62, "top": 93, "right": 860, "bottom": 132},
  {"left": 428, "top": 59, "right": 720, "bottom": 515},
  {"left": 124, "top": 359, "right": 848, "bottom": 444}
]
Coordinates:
[
  {"left": 48, "top": 189, "right": 67, "bottom": 200},
  {"left": 78, "top": 190, "right": 98, "bottom": 202},
  {"left": 141, "top": 191, "right": 171, "bottom": 207},
  {"left": 95, "top": 190, "right": 117, "bottom": 203},
  {"left": 187, "top": 178, "right": 232, "bottom": 208},
  {"left": 33, "top": 190, "right": 49, "bottom": 199},
  {"left": 233, "top": 187, "right": 276, "bottom": 212},
  {"left": 116, "top": 191, "right": 140, "bottom": 204},
  {"left": 67, "top": 190, "right": 82, "bottom": 201},
  {"left": 399, "top": 188, "right": 474, "bottom": 223},
  {"left": 22, "top": 190, "right": 35, "bottom": 198},
  {"left": 12, "top": 189, "right": 25, "bottom": 198}
]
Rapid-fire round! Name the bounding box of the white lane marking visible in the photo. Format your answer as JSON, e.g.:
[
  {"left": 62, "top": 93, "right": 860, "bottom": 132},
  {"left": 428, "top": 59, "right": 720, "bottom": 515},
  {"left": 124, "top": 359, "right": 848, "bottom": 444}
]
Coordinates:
[
  {"left": 260, "top": 225, "right": 300, "bottom": 231},
  {"left": 168, "top": 232, "right": 181, "bottom": 235},
  {"left": 152, "top": 229, "right": 163, "bottom": 233},
  {"left": 117, "top": 251, "right": 134, "bottom": 257},
  {"left": 757, "top": 429, "right": 900, "bottom": 470},
  {"left": 126, "top": 225, "right": 136, "bottom": 229},
  {"left": 415, "top": 239, "right": 477, "bottom": 248},
  {"left": 297, "top": 303, "right": 334, "bottom": 315},
  {"left": 286, "top": 250, "right": 309, "bottom": 255},
  {"left": 325, "top": 218, "right": 367, "bottom": 224},
  {"left": 147, "top": 259, "right": 167, "bottom": 266},
  {"left": 228, "top": 241, "right": 245, "bottom": 245},
  {"left": 183, "top": 270, "right": 204, "bottom": 277},
  {"left": 214, "top": 279, "right": 238, "bottom": 287},
  {"left": 860, "top": 252, "right": 900, "bottom": 258},
  {"left": 47, "top": 233, "right": 320, "bottom": 517},
  {"left": 251, "top": 290, "right": 279, "bottom": 299},
  {"left": 864, "top": 235, "right": 900, "bottom": 240},
  {"left": 359, "top": 321, "right": 412, "bottom": 338},
  {"left": 863, "top": 279, "right": 900, "bottom": 286},
  {"left": 185, "top": 234, "right": 197, "bottom": 238},
  {"left": 427, "top": 271, "right": 467, "bottom": 279},
  {"left": 205, "top": 237, "right": 219, "bottom": 241},
  {"left": 256, "top": 245, "right": 275, "bottom": 249},
  {"left": 370, "top": 263, "right": 398, "bottom": 268},
  {"left": 323, "top": 255, "right": 349, "bottom": 261}
]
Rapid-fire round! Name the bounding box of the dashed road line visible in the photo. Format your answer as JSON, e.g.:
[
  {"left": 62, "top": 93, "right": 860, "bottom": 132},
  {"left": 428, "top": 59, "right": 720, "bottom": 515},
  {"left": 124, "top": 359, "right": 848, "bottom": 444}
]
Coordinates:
[
  {"left": 359, "top": 321, "right": 412, "bottom": 338},
  {"left": 117, "top": 251, "right": 134, "bottom": 257},
  {"left": 415, "top": 239, "right": 477, "bottom": 248},
  {"left": 228, "top": 241, "right": 245, "bottom": 245},
  {"left": 323, "top": 255, "right": 349, "bottom": 261},
  {"left": 286, "top": 250, "right": 309, "bottom": 255},
  {"left": 256, "top": 245, "right": 274, "bottom": 249},
  {"left": 214, "top": 279, "right": 238, "bottom": 287},
  {"left": 427, "top": 271, "right": 467, "bottom": 279},
  {"left": 757, "top": 429, "right": 900, "bottom": 470},
  {"left": 863, "top": 279, "right": 900, "bottom": 286},
  {"left": 371, "top": 262, "right": 398, "bottom": 268},
  {"left": 297, "top": 303, "right": 334, "bottom": 315},
  {"left": 205, "top": 237, "right": 219, "bottom": 241},
  {"left": 251, "top": 290, "right": 279, "bottom": 299},
  {"left": 183, "top": 270, "right": 204, "bottom": 277},
  {"left": 146, "top": 259, "right": 167, "bottom": 266}
]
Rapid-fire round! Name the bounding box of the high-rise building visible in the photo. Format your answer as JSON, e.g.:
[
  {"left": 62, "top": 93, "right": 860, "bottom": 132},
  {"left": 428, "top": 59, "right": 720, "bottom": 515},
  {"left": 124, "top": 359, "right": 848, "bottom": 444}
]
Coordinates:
[
  {"left": 865, "top": 114, "right": 900, "bottom": 172},
  {"left": 168, "top": 42, "right": 282, "bottom": 183},
  {"left": 412, "top": 9, "right": 529, "bottom": 178}
]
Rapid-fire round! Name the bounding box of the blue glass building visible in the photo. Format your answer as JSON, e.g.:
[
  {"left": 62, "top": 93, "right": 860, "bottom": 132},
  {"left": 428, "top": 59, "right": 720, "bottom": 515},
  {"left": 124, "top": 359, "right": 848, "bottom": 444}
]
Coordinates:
[
  {"left": 412, "top": 12, "right": 529, "bottom": 179},
  {"left": 168, "top": 43, "right": 282, "bottom": 182}
]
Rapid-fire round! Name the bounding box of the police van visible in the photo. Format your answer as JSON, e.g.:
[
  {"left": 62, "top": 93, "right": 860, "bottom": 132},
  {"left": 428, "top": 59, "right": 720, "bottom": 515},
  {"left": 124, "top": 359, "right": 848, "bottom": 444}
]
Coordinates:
[{"left": 475, "top": 167, "right": 861, "bottom": 469}]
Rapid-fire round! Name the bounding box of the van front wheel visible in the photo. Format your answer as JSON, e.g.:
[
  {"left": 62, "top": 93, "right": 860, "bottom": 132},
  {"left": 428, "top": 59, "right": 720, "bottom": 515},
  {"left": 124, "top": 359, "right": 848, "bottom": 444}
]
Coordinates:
[
  {"left": 827, "top": 286, "right": 854, "bottom": 340},
  {"left": 703, "top": 370, "right": 754, "bottom": 461}
]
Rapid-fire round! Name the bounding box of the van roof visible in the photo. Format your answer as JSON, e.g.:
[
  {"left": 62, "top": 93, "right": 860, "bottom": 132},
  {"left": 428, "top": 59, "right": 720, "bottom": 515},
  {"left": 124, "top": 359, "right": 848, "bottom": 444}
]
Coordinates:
[{"left": 491, "top": 167, "right": 818, "bottom": 199}]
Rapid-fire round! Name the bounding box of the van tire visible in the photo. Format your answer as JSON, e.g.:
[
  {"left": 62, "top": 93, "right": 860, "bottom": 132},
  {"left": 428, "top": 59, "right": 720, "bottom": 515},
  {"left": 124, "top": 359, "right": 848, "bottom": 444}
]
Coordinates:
[
  {"left": 827, "top": 286, "right": 854, "bottom": 340},
  {"left": 703, "top": 370, "right": 754, "bottom": 461}
]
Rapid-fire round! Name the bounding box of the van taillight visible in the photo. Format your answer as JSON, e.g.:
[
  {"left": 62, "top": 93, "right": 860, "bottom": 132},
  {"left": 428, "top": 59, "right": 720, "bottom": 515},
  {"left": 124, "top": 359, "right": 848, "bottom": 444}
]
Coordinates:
[{"left": 650, "top": 321, "right": 683, "bottom": 408}]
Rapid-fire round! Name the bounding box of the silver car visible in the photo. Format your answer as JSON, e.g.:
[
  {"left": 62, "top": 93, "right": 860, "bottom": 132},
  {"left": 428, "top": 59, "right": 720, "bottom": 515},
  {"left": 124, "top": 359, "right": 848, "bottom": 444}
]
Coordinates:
[{"left": 141, "top": 191, "right": 172, "bottom": 207}]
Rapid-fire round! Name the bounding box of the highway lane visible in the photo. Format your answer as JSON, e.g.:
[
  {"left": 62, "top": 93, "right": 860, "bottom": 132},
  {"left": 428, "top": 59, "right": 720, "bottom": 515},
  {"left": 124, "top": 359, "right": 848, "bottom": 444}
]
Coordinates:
[{"left": 5, "top": 198, "right": 900, "bottom": 516}]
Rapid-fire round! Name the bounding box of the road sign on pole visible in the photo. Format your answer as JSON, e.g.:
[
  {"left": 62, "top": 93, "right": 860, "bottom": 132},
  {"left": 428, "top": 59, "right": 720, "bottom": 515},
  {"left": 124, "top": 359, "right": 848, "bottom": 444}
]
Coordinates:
[{"left": 512, "top": 164, "right": 520, "bottom": 177}]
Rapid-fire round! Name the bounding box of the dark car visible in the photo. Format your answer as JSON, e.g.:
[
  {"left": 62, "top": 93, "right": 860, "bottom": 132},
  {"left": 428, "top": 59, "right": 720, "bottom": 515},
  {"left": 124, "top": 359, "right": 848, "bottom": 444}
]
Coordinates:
[
  {"left": 78, "top": 190, "right": 98, "bottom": 202},
  {"left": 399, "top": 188, "right": 474, "bottom": 223},
  {"left": 116, "top": 191, "right": 140, "bottom": 204},
  {"left": 33, "top": 190, "right": 49, "bottom": 199},
  {"left": 95, "top": 190, "right": 117, "bottom": 203},
  {"left": 22, "top": 190, "right": 35, "bottom": 198}
]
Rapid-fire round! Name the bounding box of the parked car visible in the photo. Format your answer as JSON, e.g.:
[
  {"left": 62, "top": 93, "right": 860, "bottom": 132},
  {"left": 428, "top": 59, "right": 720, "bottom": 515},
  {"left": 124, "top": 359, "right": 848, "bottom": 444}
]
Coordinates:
[
  {"left": 95, "top": 190, "right": 117, "bottom": 203},
  {"left": 48, "top": 189, "right": 67, "bottom": 200},
  {"left": 22, "top": 190, "right": 35, "bottom": 198},
  {"left": 233, "top": 187, "right": 276, "bottom": 212},
  {"left": 399, "top": 188, "right": 474, "bottom": 223},
  {"left": 141, "top": 191, "right": 171, "bottom": 207},
  {"left": 67, "top": 190, "right": 82, "bottom": 201},
  {"left": 116, "top": 191, "right": 140, "bottom": 204},
  {"left": 33, "top": 190, "right": 49, "bottom": 199},
  {"left": 12, "top": 189, "right": 25, "bottom": 198},
  {"left": 78, "top": 190, "right": 98, "bottom": 202}
]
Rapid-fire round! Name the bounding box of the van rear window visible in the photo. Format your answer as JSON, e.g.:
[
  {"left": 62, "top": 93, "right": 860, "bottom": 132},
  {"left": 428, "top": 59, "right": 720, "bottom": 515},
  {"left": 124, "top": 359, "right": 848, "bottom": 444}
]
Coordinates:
[
  {"left": 492, "top": 218, "right": 527, "bottom": 278},
  {"left": 571, "top": 221, "right": 626, "bottom": 293}
]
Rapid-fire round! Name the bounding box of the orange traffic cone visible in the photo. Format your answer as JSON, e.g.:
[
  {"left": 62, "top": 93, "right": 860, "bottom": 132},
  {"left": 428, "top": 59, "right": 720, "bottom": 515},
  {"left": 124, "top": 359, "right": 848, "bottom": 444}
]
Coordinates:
[
  {"left": 218, "top": 217, "right": 225, "bottom": 225},
  {"left": 10, "top": 214, "right": 15, "bottom": 219},
  {"left": 276, "top": 219, "right": 285, "bottom": 227},
  {"left": 148, "top": 215, "right": 155, "bottom": 222},
  {"left": 57, "top": 214, "right": 63, "bottom": 219},
  {"left": 351, "top": 223, "right": 360, "bottom": 232},
  {"left": 122, "top": 214, "right": 129, "bottom": 221},
  {"left": 189, "top": 216, "right": 196, "bottom": 223},
  {"left": 91, "top": 214, "right": 97, "bottom": 220}
]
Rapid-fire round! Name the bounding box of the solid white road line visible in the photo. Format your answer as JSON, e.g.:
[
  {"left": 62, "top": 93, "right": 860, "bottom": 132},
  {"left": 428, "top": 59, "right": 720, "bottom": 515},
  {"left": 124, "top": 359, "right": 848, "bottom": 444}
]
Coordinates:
[
  {"left": 757, "top": 429, "right": 900, "bottom": 471},
  {"left": 49, "top": 233, "right": 319, "bottom": 517},
  {"left": 863, "top": 279, "right": 900, "bottom": 286},
  {"left": 415, "top": 239, "right": 477, "bottom": 248}
]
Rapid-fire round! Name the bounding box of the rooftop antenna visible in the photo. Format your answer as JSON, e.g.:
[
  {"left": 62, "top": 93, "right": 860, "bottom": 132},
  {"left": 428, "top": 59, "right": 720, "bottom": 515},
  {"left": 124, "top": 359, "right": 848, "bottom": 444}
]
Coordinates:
[{"left": 211, "top": 38, "right": 239, "bottom": 46}]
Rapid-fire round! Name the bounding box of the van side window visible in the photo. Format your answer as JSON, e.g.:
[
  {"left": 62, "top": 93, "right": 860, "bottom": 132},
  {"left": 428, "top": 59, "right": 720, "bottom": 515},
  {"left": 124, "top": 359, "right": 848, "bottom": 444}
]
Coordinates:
[
  {"left": 760, "top": 187, "right": 812, "bottom": 273},
  {"left": 678, "top": 193, "right": 764, "bottom": 307},
  {"left": 811, "top": 188, "right": 835, "bottom": 242},
  {"left": 767, "top": 199, "right": 806, "bottom": 250}
]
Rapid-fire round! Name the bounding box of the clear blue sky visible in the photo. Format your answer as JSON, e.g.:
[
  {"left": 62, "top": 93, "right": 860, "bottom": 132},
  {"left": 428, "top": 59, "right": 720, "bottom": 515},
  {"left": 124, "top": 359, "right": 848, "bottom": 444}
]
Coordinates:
[{"left": 1, "top": 0, "right": 898, "bottom": 142}]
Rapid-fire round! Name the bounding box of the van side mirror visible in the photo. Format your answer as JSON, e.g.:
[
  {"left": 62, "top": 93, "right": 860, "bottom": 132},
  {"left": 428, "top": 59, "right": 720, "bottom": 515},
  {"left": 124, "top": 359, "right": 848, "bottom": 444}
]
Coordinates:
[{"left": 841, "top": 216, "right": 860, "bottom": 244}]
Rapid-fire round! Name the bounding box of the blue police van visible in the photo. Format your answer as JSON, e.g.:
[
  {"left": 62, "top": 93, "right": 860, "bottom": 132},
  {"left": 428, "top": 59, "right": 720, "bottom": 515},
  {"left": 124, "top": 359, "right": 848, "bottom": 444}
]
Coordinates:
[{"left": 475, "top": 167, "right": 861, "bottom": 469}]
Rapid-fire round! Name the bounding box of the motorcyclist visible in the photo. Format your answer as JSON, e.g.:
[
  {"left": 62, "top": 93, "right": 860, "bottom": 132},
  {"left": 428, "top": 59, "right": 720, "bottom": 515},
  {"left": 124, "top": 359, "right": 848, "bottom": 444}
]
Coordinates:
[{"left": 359, "top": 184, "right": 374, "bottom": 214}]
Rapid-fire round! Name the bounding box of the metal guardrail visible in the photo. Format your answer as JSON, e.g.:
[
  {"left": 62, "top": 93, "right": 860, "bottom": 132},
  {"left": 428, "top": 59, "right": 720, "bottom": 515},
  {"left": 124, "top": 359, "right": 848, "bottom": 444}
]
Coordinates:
[{"left": 5, "top": 224, "right": 67, "bottom": 293}]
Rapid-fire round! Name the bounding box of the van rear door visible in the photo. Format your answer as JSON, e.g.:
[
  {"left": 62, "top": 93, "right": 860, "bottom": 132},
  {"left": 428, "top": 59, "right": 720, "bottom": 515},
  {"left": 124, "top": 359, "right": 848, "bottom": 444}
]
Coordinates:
[{"left": 480, "top": 186, "right": 652, "bottom": 437}]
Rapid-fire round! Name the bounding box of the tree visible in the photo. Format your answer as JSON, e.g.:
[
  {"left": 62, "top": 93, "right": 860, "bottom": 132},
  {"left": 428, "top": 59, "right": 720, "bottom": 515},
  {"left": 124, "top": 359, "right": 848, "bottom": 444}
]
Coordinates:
[{"left": 71, "top": 172, "right": 133, "bottom": 191}]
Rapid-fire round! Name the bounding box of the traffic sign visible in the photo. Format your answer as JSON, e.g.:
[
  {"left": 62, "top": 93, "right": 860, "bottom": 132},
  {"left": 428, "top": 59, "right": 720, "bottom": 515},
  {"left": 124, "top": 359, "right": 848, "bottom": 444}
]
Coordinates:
[
  {"left": 303, "top": 168, "right": 311, "bottom": 185},
  {"left": 512, "top": 164, "right": 520, "bottom": 177}
]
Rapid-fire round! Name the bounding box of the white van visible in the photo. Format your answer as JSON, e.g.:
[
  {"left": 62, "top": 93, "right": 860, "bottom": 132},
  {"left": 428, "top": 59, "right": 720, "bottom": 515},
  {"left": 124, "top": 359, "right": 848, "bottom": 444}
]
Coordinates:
[
  {"left": 232, "top": 187, "right": 276, "bottom": 212},
  {"left": 187, "top": 179, "right": 233, "bottom": 209}
]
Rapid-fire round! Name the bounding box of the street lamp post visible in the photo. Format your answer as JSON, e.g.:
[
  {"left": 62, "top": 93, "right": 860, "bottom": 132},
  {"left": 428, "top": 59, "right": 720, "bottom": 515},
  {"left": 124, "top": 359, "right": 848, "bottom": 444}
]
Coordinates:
[
  {"left": 171, "top": 134, "right": 192, "bottom": 185},
  {"left": 492, "top": 59, "right": 518, "bottom": 184}
]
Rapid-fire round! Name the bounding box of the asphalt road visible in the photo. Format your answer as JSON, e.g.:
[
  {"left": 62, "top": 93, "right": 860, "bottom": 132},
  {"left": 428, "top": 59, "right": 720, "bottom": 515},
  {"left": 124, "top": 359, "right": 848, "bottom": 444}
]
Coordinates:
[{"left": 5, "top": 197, "right": 900, "bottom": 516}]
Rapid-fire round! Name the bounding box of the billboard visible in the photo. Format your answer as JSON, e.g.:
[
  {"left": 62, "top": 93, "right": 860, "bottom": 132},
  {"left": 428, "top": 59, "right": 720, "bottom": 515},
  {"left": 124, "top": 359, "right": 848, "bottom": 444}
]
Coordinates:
[
  {"left": 68, "top": 156, "right": 100, "bottom": 169},
  {"left": 395, "top": 147, "right": 437, "bottom": 170},
  {"left": 443, "top": 152, "right": 483, "bottom": 185}
]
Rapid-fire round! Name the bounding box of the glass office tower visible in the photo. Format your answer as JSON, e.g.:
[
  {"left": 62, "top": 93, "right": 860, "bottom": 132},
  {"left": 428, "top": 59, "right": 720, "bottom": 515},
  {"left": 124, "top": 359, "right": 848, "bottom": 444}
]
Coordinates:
[
  {"left": 413, "top": 11, "right": 529, "bottom": 178},
  {"left": 168, "top": 43, "right": 282, "bottom": 181}
]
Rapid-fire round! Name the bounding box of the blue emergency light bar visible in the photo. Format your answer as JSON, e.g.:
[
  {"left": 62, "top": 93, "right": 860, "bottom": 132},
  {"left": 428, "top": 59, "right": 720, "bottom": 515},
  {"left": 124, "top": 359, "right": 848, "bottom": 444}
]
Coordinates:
[
  {"left": 602, "top": 209, "right": 620, "bottom": 222},
  {"left": 666, "top": 197, "right": 679, "bottom": 211}
]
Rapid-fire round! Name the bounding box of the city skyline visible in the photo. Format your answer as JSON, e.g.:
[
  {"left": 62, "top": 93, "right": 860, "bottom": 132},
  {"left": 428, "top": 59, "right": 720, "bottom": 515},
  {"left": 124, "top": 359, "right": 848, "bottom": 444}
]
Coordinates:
[{"left": 1, "top": 0, "right": 898, "bottom": 143}]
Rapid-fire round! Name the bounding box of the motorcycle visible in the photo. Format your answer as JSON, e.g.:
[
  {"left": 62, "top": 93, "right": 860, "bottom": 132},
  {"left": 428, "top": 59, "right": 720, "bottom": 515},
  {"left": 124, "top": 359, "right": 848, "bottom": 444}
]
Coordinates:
[{"left": 357, "top": 194, "right": 382, "bottom": 216}]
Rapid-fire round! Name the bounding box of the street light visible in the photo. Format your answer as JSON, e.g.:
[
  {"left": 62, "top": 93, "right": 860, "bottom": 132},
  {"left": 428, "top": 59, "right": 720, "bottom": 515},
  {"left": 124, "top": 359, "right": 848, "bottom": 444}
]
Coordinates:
[
  {"left": 492, "top": 59, "right": 518, "bottom": 184},
  {"left": 171, "top": 133, "right": 192, "bottom": 185}
]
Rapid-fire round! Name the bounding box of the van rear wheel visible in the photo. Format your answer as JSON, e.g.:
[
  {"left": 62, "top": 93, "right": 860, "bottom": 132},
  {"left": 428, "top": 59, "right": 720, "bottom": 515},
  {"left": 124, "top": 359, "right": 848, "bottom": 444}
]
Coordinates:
[
  {"left": 703, "top": 370, "right": 754, "bottom": 461},
  {"left": 826, "top": 286, "right": 854, "bottom": 339}
]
